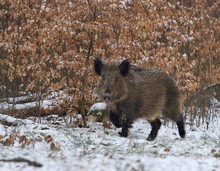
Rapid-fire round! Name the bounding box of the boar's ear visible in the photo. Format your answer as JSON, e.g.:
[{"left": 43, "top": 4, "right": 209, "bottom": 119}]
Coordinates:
[
  {"left": 94, "top": 57, "right": 103, "bottom": 76},
  {"left": 119, "top": 60, "right": 130, "bottom": 76}
]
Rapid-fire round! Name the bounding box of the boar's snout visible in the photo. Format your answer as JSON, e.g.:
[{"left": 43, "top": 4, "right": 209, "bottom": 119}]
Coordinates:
[{"left": 103, "top": 92, "right": 112, "bottom": 101}]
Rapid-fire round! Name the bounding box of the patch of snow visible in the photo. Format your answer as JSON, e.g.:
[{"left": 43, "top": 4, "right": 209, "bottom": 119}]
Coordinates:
[
  {"left": 88, "top": 102, "right": 107, "bottom": 113},
  {"left": 0, "top": 100, "right": 56, "bottom": 110},
  {"left": 0, "top": 103, "right": 220, "bottom": 171}
]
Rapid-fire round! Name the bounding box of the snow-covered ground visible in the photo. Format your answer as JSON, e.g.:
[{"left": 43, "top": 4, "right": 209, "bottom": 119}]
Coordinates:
[{"left": 0, "top": 105, "right": 219, "bottom": 171}]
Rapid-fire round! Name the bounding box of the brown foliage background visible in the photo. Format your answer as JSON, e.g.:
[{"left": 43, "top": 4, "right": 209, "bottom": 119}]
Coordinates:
[{"left": 0, "top": 0, "right": 219, "bottom": 121}]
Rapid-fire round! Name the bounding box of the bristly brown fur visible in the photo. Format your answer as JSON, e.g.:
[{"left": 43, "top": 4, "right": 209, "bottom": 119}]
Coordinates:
[{"left": 94, "top": 58, "right": 186, "bottom": 141}]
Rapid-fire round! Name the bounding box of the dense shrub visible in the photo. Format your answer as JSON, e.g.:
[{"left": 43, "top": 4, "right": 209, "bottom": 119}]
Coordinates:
[{"left": 0, "top": 0, "right": 219, "bottom": 125}]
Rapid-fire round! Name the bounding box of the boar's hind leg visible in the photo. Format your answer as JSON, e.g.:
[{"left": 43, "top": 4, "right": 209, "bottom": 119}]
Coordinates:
[
  {"left": 147, "top": 119, "right": 162, "bottom": 141},
  {"left": 166, "top": 111, "right": 186, "bottom": 139},
  {"left": 166, "top": 112, "right": 186, "bottom": 139},
  {"left": 176, "top": 117, "right": 186, "bottom": 138}
]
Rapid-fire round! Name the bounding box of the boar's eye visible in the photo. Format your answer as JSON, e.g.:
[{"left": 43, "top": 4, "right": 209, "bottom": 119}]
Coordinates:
[{"left": 115, "top": 76, "right": 118, "bottom": 82}]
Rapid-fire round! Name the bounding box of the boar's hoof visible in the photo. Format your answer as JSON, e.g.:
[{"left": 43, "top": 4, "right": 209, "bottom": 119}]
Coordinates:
[
  {"left": 118, "top": 131, "right": 128, "bottom": 137},
  {"left": 146, "top": 136, "right": 156, "bottom": 141}
]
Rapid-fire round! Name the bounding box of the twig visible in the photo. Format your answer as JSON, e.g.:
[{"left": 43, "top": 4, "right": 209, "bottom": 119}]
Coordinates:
[
  {"left": 0, "top": 157, "right": 42, "bottom": 167},
  {"left": 184, "top": 82, "right": 220, "bottom": 107},
  {"left": 80, "top": 37, "right": 93, "bottom": 128}
]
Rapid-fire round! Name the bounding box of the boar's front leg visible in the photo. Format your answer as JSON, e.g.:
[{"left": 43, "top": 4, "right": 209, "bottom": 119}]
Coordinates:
[
  {"left": 109, "top": 110, "right": 121, "bottom": 128},
  {"left": 118, "top": 117, "right": 129, "bottom": 137}
]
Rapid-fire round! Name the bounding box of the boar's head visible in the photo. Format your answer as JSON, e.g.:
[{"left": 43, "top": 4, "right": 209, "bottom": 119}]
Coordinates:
[{"left": 94, "top": 57, "right": 129, "bottom": 102}]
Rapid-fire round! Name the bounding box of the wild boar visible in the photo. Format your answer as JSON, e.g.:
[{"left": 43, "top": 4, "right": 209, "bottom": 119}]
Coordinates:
[{"left": 94, "top": 57, "right": 185, "bottom": 141}]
